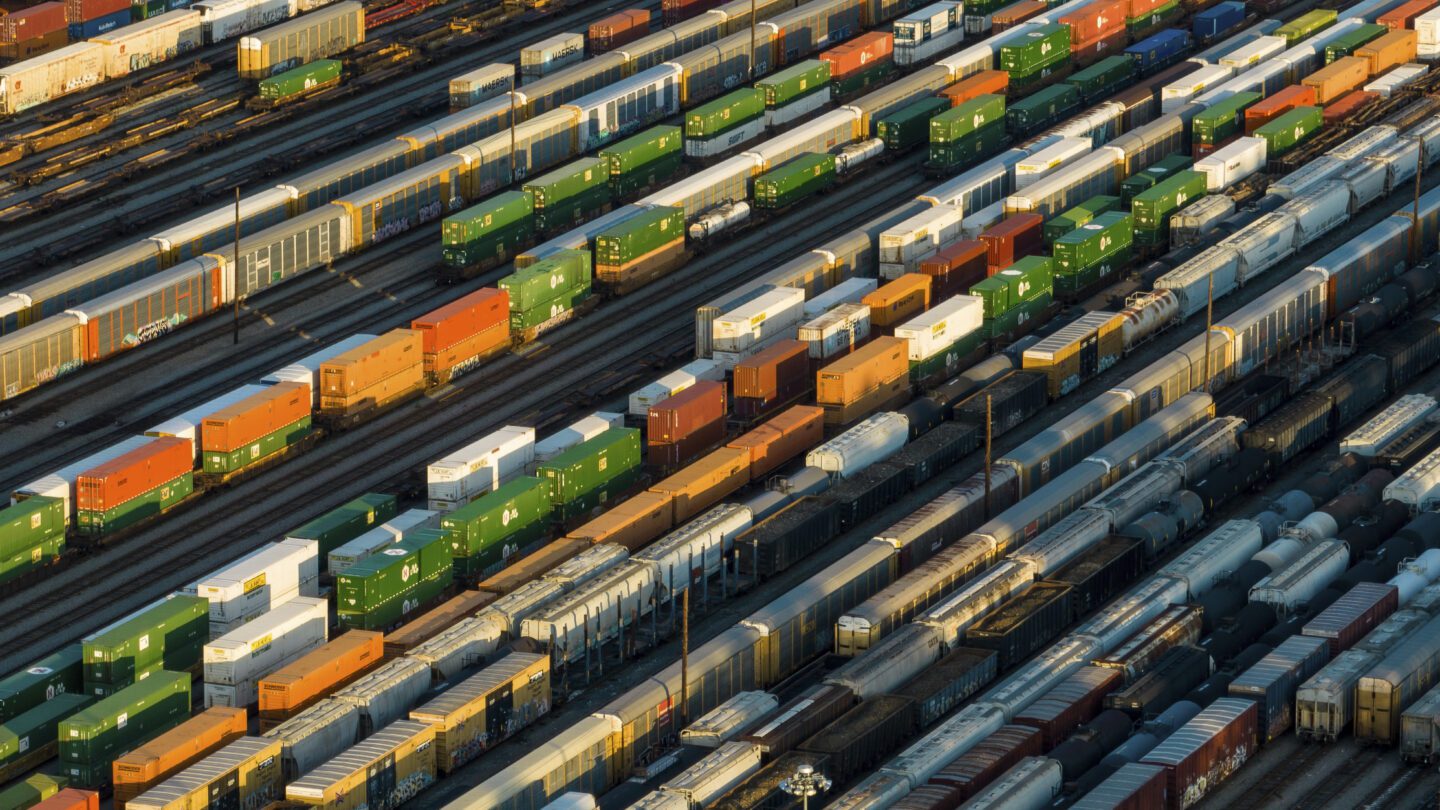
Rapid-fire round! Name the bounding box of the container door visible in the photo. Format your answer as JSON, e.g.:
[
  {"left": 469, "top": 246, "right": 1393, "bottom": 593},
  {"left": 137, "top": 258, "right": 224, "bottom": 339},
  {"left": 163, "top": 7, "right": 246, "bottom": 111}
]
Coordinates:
[
  {"left": 1079, "top": 332, "right": 1099, "bottom": 379},
  {"left": 367, "top": 752, "right": 397, "bottom": 800},
  {"left": 208, "top": 767, "right": 241, "bottom": 810},
  {"left": 486, "top": 680, "right": 515, "bottom": 741}
]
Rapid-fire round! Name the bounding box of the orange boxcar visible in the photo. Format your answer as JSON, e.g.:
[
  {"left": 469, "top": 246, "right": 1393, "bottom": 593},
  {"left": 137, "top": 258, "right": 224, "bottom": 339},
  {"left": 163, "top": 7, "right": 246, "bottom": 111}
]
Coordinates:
[
  {"left": 257, "top": 631, "right": 384, "bottom": 729},
  {"left": 940, "top": 70, "right": 1009, "bottom": 107},
  {"left": 568, "top": 490, "right": 674, "bottom": 551},
  {"left": 1244, "top": 85, "right": 1317, "bottom": 133},
  {"left": 76, "top": 437, "right": 192, "bottom": 513},
  {"left": 1354, "top": 29, "right": 1417, "bottom": 76},
  {"left": 382, "top": 590, "right": 497, "bottom": 659},
  {"left": 201, "top": 382, "right": 309, "bottom": 454},
  {"left": 112, "top": 707, "right": 248, "bottom": 809},
  {"left": 727, "top": 405, "right": 825, "bottom": 479},
  {"left": 650, "top": 446, "right": 751, "bottom": 523},
  {"left": 477, "top": 538, "right": 590, "bottom": 594}
]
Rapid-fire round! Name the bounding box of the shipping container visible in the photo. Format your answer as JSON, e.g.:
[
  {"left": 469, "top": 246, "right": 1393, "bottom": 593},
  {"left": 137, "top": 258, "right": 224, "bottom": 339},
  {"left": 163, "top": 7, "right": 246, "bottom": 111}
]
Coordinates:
[
  {"left": 31, "top": 788, "right": 99, "bottom": 810},
  {"left": 567, "top": 490, "right": 675, "bottom": 551},
  {"left": 111, "top": 707, "right": 247, "bottom": 809},
  {"left": 754, "top": 153, "right": 837, "bottom": 208},
  {"left": 599, "top": 126, "right": 682, "bottom": 197},
  {"left": 1304, "top": 57, "right": 1370, "bottom": 105},
  {"left": 733, "top": 340, "right": 811, "bottom": 417},
  {"left": 124, "top": 737, "right": 283, "bottom": 810},
  {"left": 318, "top": 330, "right": 424, "bottom": 423},
  {"left": 980, "top": 213, "right": 1044, "bottom": 270},
  {"left": 286, "top": 493, "right": 398, "bottom": 565},
  {"left": 75, "top": 438, "right": 193, "bottom": 535},
  {"left": 0, "top": 694, "right": 92, "bottom": 786},
  {"left": 0, "top": 646, "right": 83, "bottom": 725},
  {"left": 336, "top": 528, "right": 450, "bottom": 631},
  {"left": 727, "top": 405, "right": 825, "bottom": 479},
  {"left": 448, "top": 63, "right": 512, "bottom": 108},
  {"left": 441, "top": 194, "right": 535, "bottom": 269},
  {"left": 1051, "top": 213, "right": 1132, "bottom": 295},
  {"left": 82, "top": 595, "right": 207, "bottom": 695},
  {"left": 59, "top": 671, "right": 191, "bottom": 788},
  {"left": 328, "top": 510, "right": 436, "bottom": 575},
  {"left": 258, "top": 631, "right": 383, "bottom": 729},
  {"left": 589, "top": 8, "right": 648, "bottom": 51},
  {"left": 427, "top": 426, "right": 537, "bottom": 510},
  {"left": 204, "top": 597, "right": 329, "bottom": 708},
  {"left": 536, "top": 430, "right": 639, "bottom": 523},
  {"left": 1354, "top": 29, "right": 1418, "bottom": 75},
  {"left": 939, "top": 70, "right": 1009, "bottom": 107},
  {"left": 1131, "top": 170, "right": 1206, "bottom": 245},
  {"left": 257, "top": 59, "right": 341, "bottom": 101}
]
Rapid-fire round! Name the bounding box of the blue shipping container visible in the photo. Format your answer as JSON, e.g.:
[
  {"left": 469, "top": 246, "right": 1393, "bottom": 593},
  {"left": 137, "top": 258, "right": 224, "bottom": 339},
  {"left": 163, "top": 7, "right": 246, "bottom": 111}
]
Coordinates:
[
  {"left": 69, "top": 8, "right": 130, "bottom": 38},
  {"left": 1125, "top": 29, "right": 1191, "bottom": 74},
  {"left": 1192, "top": 2, "right": 1244, "bottom": 43}
]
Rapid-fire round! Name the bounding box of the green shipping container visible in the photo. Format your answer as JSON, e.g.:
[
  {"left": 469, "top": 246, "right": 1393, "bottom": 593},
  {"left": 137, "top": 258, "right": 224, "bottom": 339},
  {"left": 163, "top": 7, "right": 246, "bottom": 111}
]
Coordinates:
[
  {"left": 878, "top": 96, "right": 951, "bottom": 151},
  {"left": 1126, "top": 0, "right": 1181, "bottom": 34},
  {"left": 441, "top": 476, "right": 552, "bottom": 578},
  {"left": 536, "top": 428, "right": 642, "bottom": 521},
  {"left": 0, "top": 496, "right": 65, "bottom": 559},
  {"left": 1276, "top": 8, "right": 1335, "bottom": 45},
  {"left": 970, "top": 256, "right": 1053, "bottom": 318},
  {"left": 910, "top": 329, "right": 984, "bottom": 384},
  {"left": 258, "top": 59, "right": 341, "bottom": 100},
  {"left": 926, "top": 121, "right": 1008, "bottom": 172},
  {"left": 758, "top": 60, "right": 830, "bottom": 107},
  {"left": 337, "top": 529, "right": 452, "bottom": 630},
  {"left": 525, "top": 157, "right": 611, "bottom": 230},
  {"left": 985, "top": 291, "right": 1053, "bottom": 338},
  {"left": 1066, "top": 56, "right": 1135, "bottom": 102},
  {"left": 1254, "top": 106, "right": 1322, "bottom": 157},
  {"left": 500, "top": 250, "right": 592, "bottom": 312},
  {"left": 600, "top": 126, "right": 683, "bottom": 196},
  {"left": 58, "top": 671, "right": 190, "bottom": 788},
  {"left": 832, "top": 60, "right": 893, "bottom": 96},
  {"left": 1192, "top": 92, "right": 1261, "bottom": 146},
  {"left": 686, "top": 88, "right": 766, "bottom": 138},
  {"left": 1005, "top": 83, "right": 1079, "bottom": 134},
  {"left": 131, "top": 0, "right": 164, "bottom": 19},
  {"left": 508, "top": 284, "right": 591, "bottom": 332},
  {"left": 76, "top": 473, "right": 193, "bottom": 536},
  {"left": 81, "top": 595, "right": 207, "bottom": 694},
  {"left": 202, "top": 416, "right": 312, "bottom": 475},
  {"left": 1120, "top": 153, "right": 1191, "bottom": 202},
  {"left": 999, "top": 24, "right": 1070, "bottom": 78},
  {"left": 931, "top": 94, "right": 1006, "bottom": 143},
  {"left": 1043, "top": 195, "right": 1120, "bottom": 244},
  {"left": 442, "top": 191, "right": 536, "bottom": 268},
  {"left": 287, "top": 493, "right": 398, "bottom": 566},
  {"left": 596, "top": 206, "right": 686, "bottom": 265},
  {"left": 0, "top": 774, "right": 67, "bottom": 809},
  {"left": 0, "top": 533, "right": 64, "bottom": 585},
  {"left": 0, "top": 693, "right": 93, "bottom": 772},
  {"left": 1325, "top": 24, "right": 1386, "bottom": 63},
  {"left": 754, "top": 153, "right": 836, "bottom": 209},
  {"left": 1131, "top": 170, "right": 1206, "bottom": 244},
  {"left": 1053, "top": 211, "right": 1133, "bottom": 293},
  {"left": 0, "top": 646, "right": 83, "bottom": 725}
]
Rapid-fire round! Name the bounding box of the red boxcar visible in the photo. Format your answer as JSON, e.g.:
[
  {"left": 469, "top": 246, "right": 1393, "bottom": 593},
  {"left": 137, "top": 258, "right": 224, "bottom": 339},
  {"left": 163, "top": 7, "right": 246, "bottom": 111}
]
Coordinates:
[{"left": 589, "top": 9, "right": 650, "bottom": 52}]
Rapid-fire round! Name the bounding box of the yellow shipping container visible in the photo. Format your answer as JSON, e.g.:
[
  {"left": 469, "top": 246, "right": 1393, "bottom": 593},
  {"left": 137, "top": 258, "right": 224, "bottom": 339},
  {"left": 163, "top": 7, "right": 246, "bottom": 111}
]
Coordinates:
[
  {"left": 649, "top": 446, "right": 752, "bottom": 523},
  {"left": 1022, "top": 311, "right": 1125, "bottom": 398},
  {"left": 408, "top": 653, "right": 551, "bottom": 774},
  {"left": 1354, "top": 29, "right": 1417, "bottom": 76},
  {"left": 1302, "top": 56, "right": 1371, "bottom": 104},
  {"left": 286, "top": 720, "right": 437, "bottom": 808},
  {"left": 125, "top": 737, "right": 284, "bottom": 810}
]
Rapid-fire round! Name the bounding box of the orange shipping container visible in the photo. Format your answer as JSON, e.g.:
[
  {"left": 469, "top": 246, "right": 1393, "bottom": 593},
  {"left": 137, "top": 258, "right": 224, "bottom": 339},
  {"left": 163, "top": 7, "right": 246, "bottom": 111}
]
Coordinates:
[
  {"left": 727, "top": 405, "right": 825, "bottom": 479},
  {"left": 320, "top": 329, "right": 424, "bottom": 398},
  {"left": 734, "top": 339, "right": 810, "bottom": 400},
  {"left": 1378, "top": 0, "right": 1436, "bottom": 29},
  {"left": 1244, "top": 85, "right": 1316, "bottom": 133},
  {"left": 32, "top": 790, "right": 100, "bottom": 810},
  {"left": 478, "top": 538, "right": 590, "bottom": 595},
  {"left": 1125, "top": 0, "right": 1168, "bottom": 18},
  {"left": 76, "top": 437, "right": 192, "bottom": 512},
  {"left": 257, "top": 631, "right": 384, "bottom": 727},
  {"left": 650, "top": 446, "right": 751, "bottom": 523},
  {"left": 817, "top": 336, "right": 908, "bottom": 406},
  {"left": 940, "top": 70, "right": 1009, "bottom": 107},
  {"left": 820, "top": 31, "right": 892, "bottom": 79},
  {"left": 383, "top": 589, "right": 497, "bottom": 658},
  {"left": 1059, "top": 0, "right": 1126, "bottom": 46},
  {"left": 1323, "top": 90, "right": 1379, "bottom": 126},
  {"left": 201, "top": 382, "right": 310, "bottom": 453},
  {"left": 1354, "top": 29, "right": 1417, "bottom": 75},
  {"left": 411, "top": 288, "right": 509, "bottom": 355},
  {"left": 1303, "top": 56, "right": 1371, "bottom": 105},
  {"left": 863, "top": 275, "right": 932, "bottom": 331},
  {"left": 111, "top": 707, "right": 248, "bottom": 809},
  {"left": 993, "top": 0, "right": 1046, "bottom": 30},
  {"left": 568, "top": 490, "right": 674, "bottom": 551}
]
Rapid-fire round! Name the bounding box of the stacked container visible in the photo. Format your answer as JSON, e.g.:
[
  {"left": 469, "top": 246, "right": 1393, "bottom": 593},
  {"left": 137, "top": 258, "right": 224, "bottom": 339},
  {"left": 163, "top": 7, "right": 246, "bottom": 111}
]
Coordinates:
[
  {"left": 798, "top": 302, "right": 872, "bottom": 361},
  {"left": 588, "top": 9, "right": 648, "bottom": 52},
  {"left": 1355, "top": 29, "right": 1419, "bottom": 75},
  {"left": 599, "top": 125, "right": 682, "bottom": 197},
  {"left": 816, "top": 337, "right": 909, "bottom": 425},
  {"left": 426, "top": 425, "right": 537, "bottom": 512},
  {"left": 928, "top": 94, "right": 1006, "bottom": 173},
  {"left": 711, "top": 287, "right": 806, "bottom": 365},
  {"left": 1067, "top": 55, "right": 1136, "bottom": 103},
  {"left": 648, "top": 380, "right": 728, "bottom": 469},
  {"left": 1, "top": 2, "right": 68, "bottom": 61},
  {"left": 894, "top": 296, "right": 984, "bottom": 383},
  {"left": 82, "top": 595, "right": 208, "bottom": 697},
  {"left": 755, "top": 60, "right": 831, "bottom": 126},
  {"left": 499, "top": 250, "right": 592, "bottom": 341},
  {"left": 441, "top": 194, "right": 534, "bottom": 270},
  {"left": 919, "top": 240, "right": 988, "bottom": 300},
  {"left": 75, "top": 437, "right": 193, "bottom": 535},
  {"left": 336, "top": 530, "right": 450, "bottom": 631},
  {"left": 410, "top": 288, "right": 510, "bottom": 384},
  {"left": 1131, "top": 170, "right": 1206, "bottom": 246},
  {"left": 727, "top": 406, "right": 824, "bottom": 480},
  {"left": 980, "top": 214, "right": 1043, "bottom": 272},
  {"left": 536, "top": 428, "right": 642, "bottom": 521},
  {"left": 327, "top": 509, "right": 435, "bottom": 578},
  {"left": 863, "top": 274, "right": 932, "bottom": 334},
  {"left": 686, "top": 88, "right": 766, "bottom": 158},
  {"left": 532, "top": 412, "right": 625, "bottom": 468},
  {"left": 999, "top": 23, "right": 1072, "bottom": 90},
  {"left": 124, "top": 737, "right": 284, "bottom": 810},
  {"left": 1052, "top": 212, "right": 1133, "bottom": 295},
  {"left": 970, "top": 257, "right": 1054, "bottom": 338},
  {"left": 1245, "top": 86, "right": 1317, "bottom": 134},
  {"left": 524, "top": 158, "right": 610, "bottom": 232},
  {"left": 878, "top": 96, "right": 951, "bottom": 152},
  {"left": 1059, "top": 0, "right": 1127, "bottom": 65},
  {"left": 754, "top": 153, "right": 836, "bottom": 208},
  {"left": 200, "top": 382, "right": 311, "bottom": 476},
  {"left": 258, "top": 632, "right": 384, "bottom": 731},
  {"left": 879, "top": 204, "right": 963, "bottom": 279},
  {"left": 1043, "top": 195, "right": 1120, "bottom": 245},
  {"left": 204, "top": 597, "right": 329, "bottom": 708},
  {"left": 595, "top": 206, "right": 687, "bottom": 292},
  {"left": 732, "top": 340, "right": 812, "bottom": 418},
  {"left": 0, "top": 496, "right": 66, "bottom": 586},
  {"left": 59, "top": 671, "right": 191, "bottom": 788},
  {"left": 66, "top": 0, "right": 129, "bottom": 39},
  {"left": 820, "top": 31, "right": 894, "bottom": 96},
  {"left": 285, "top": 493, "right": 398, "bottom": 564},
  {"left": 1192, "top": 92, "right": 1261, "bottom": 156},
  {"left": 187, "top": 539, "right": 319, "bottom": 636},
  {"left": 318, "top": 330, "right": 424, "bottom": 425}
]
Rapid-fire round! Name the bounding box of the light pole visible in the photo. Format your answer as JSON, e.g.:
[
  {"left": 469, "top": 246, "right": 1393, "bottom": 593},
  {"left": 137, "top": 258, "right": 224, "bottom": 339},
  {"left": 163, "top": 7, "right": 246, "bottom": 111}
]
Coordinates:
[{"left": 780, "top": 763, "right": 831, "bottom": 810}]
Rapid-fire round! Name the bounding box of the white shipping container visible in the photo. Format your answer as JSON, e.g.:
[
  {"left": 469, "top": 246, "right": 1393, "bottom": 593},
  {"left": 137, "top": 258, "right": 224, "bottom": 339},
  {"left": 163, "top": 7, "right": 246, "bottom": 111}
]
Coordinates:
[
  {"left": 1341, "top": 395, "right": 1438, "bottom": 456},
  {"left": 260, "top": 334, "right": 377, "bottom": 404},
  {"left": 1161, "top": 65, "right": 1232, "bottom": 111},
  {"left": 1365, "top": 64, "right": 1428, "bottom": 97},
  {"left": 962, "top": 201, "right": 1005, "bottom": 237},
  {"left": 802, "top": 277, "right": 879, "bottom": 318},
  {"left": 797, "top": 303, "right": 871, "bottom": 360},
  {"left": 1249, "top": 538, "right": 1350, "bottom": 612},
  {"left": 1014, "top": 137, "right": 1091, "bottom": 190},
  {"left": 1419, "top": 7, "right": 1440, "bottom": 45},
  {"left": 520, "top": 562, "right": 656, "bottom": 660},
  {"left": 426, "top": 425, "right": 536, "bottom": 509},
  {"left": 1193, "top": 136, "right": 1266, "bottom": 192},
  {"left": 531, "top": 412, "right": 625, "bottom": 468},
  {"left": 15, "top": 436, "right": 153, "bottom": 517},
  {"left": 450, "top": 63, "right": 513, "bottom": 108},
  {"left": 1219, "top": 35, "right": 1286, "bottom": 69},
  {"left": 661, "top": 742, "right": 764, "bottom": 806},
  {"left": 711, "top": 287, "right": 806, "bottom": 353},
  {"left": 896, "top": 24, "right": 966, "bottom": 65},
  {"left": 893, "top": 295, "right": 983, "bottom": 361},
  {"left": 878, "top": 204, "right": 963, "bottom": 278},
  {"left": 193, "top": 0, "right": 292, "bottom": 42},
  {"left": 203, "top": 597, "right": 328, "bottom": 707},
  {"left": 681, "top": 691, "right": 779, "bottom": 748},
  {"left": 186, "top": 539, "right": 320, "bottom": 636},
  {"left": 1171, "top": 195, "right": 1235, "bottom": 247},
  {"left": 263, "top": 700, "right": 360, "bottom": 780},
  {"left": 806, "top": 412, "right": 909, "bottom": 477},
  {"left": 894, "top": 0, "right": 961, "bottom": 44},
  {"left": 1386, "top": 446, "right": 1440, "bottom": 508},
  {"left": 628, "top": 359, "right": 725, "bottom": 416},
  {"left": 327, "top": 509, "right": 435, "bottom": 574},
  {"left": 635, "top": 503, "right": 752, "bottom": 594},
  {"left": 332, "top": 657, "right": 431, "bottom": 733},
  {"left": 0, "top": 42, "right": 105, "bottom": 116},
  {"left": 520, "top": 32, "right": 584, "bottom": 78},
  {"left": 94, "top": 11, "right": 203, "bottom": 79},
  {"left": 145, "top": 384, "right": 269, "bottom": 460}
]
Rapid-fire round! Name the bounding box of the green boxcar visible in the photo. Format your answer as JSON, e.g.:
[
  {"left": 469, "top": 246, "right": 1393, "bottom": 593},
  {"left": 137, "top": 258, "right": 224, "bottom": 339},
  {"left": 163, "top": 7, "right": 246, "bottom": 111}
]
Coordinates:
[
  {"left": 985, "top": 292, "right": 1053, "bottom": 338},
  {"left": 878, "top": 97, "right": 951, "bottom": 151},
  {"left": 1053, "top": 211, "right": 1133, "bottom": 294},
  {"left": 1043, "top": 195, "right": 1120, "bottom": 244},
  {"left": 441, "top": 476, "right": 552, "bottom": 578},
  {"left": 0, "top": 693, "right": 93, "bottom": 773},
  {"left": 1276, "top": 8, "right": 1335, "bottom": 45},
  {"left": 287, "top": 493, "right": 399, "bottom": 566},
  {"left": 0, "top": 496, "right": 65, "bottom": 559},
  {"left": 758, "top": 60, "right": 830, "bottom": 107},
  {"left": 442, "top": 191, "right": 536, "bottom": 268},
  {"left": 337, "top": 529, "right": 452, "bottom": 630},
  {"left": 1006, "top": 84, "right": 1079, "bottom": 135},
  {"left": 970, "top": 256, "right": 1053, "bottom": 318},
  {"left": 754, "top": 153, "right": 836, "bottom": 209},
  {"left": 832, "top": 60, "right": 893, "bottom": 96},
  {"left": 202, "top": 416, "right": 312, "bottom": 475},
  {"left": 58, "top": 671, "right": 190, "bottom": 788},
  {"left": 536, "top": 428, "right": 642, "bottom": 522},
  {"left": 1254, "top": 106, "right": 1323, "bottom": 156},
  {"left": 1066, "top": 55, "right": 1135, "bottom": 103},
  {"left": 0, "top": 774, "right": 67, "bottom": 808},
  {"left": 1192, "top": 92, "right": 1261, "bottom": 146},
  {"left": 1325, "top": 24, "right": 1386, "bottom": 63},
  {"left": 931, "top": 94, "right": 1006, "bottom": 143},
  {"left": 524, "top": 157, "right": 611, "bottom": 231},
  {"left": 927, "top": 121, "right": 1008, "bottom": 173},
  {"left": 999, "top": 24, "right": 1070, "bottom": 78},
  {"left": 76, "top": 473, "right": 193, "bottom": 536},
  {"left": 258, "top": 59, "right": 341, "bottom": 100},
  {"left": 687, "top": 88, "right": 766, "bottom": 138},
  {"left": 910, "top": 329, "right": 984, "bottom": 383},
  {"left": 1131, "top": 170, "right": 1206, "bottom": 245},
  {"left": 0, "top": 646, "right": 83, "bottom": 724},
  {"left": 596, "top": 206, "right": 686, "bottom": 265},
  {"left": 599, "top": 126, "right": 683, "bottom": 197},
  {"left": 0, "top": 534, "right": 64, "bottom": 585},
  {"left": 81, "top": 595, "right": 207, "bottom": 695}
]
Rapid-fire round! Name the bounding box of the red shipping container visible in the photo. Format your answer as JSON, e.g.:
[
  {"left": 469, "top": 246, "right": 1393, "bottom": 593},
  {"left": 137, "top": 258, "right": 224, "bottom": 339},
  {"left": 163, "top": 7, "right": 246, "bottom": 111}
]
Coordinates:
[
  {"left": 1301, "top": 582, "right": 1399, "bottom": 657},
  {"left": 648, "top": 379, "right": 727, "bottom": 445},
  {"left": 1323, "top": 90, "right": 1379, "bottom": 127},
  {"left": 1140, "top": 698, "right": 1258, "bottom": 810},
  {"left": 920, "top": 240, "right": 988, "bottom": 301},
  {"left": 940, "top": 70, "right": 1009, "bottom": 107},
  {"left": 662, "top": 0, "right": 723, "bottom": 24},
  {"left": 930, "top": 725, "right": 1043, "bottom": 800},
  {"left": 66, "top": 0, "right": 127, "bottom": 23},
  {"left": 32, "top": 790, "right": 100, "bottom": 810},
  {"left": 733, "top": 339, "right": 810, "bottom": 408},
  {"left": 201, "top": 382, "right": 310, "bottom": 454},
  {"left": 2, "top": 2, "right": 66, "bottom": 42},
  {"left": 76, "top": 437, "right": 192, "bottom": 512},
  {"left": 993, "top": 0, "right": 1047, "bottom": 30},
  {"left": 590, "top": 9, "right": 649, "bottom": 51},
  {"left": 411, "top": 288, "right": 508, "bottom": 354},
  {"left": 1244, "top": 85, "right": 1317, "bottom": 134},
  {"left": 1073, "top": 28, "right": 1128, "bottom": 65},
  {"left": 979, "top": 214, "right": 1043, "bottom": 271},
  {"left": 649, "top": 419, "right": 727, "bottom": 470},
  {"left": 1125, "top": 0, "right": 1169, "bottom": 19},
  {"left": 1378, "top": 0, "right": 1436, "bottom": 29},
  {"left": 1013, "top": 666, "right": 1122, "bottom": 749},
  {"left": 1060, "top": 0, "right": 1127, "bottom": 47},
  {"left": 821, "top": 32, "right": 893, "bottom": 80}
]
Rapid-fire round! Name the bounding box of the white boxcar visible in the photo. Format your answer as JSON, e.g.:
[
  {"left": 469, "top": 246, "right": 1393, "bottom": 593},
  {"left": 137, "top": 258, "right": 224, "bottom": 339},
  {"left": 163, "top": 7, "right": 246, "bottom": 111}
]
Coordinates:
[
  {"left": 711, "top": 287, "right": 806, "bottom": 354},
  {"left": 427, "top": 425, "right": 536, "bottom": 510},
  {"left": 879, "top": 204, "right": 963, "bottom": 279},
  {"left": 327, "top": 509, "right": 435, "bottom": 574},
  {"left": 806, "top": 413, "right": 909, "bottom": 477},
  {"left": 628, "top": 358, "right": 725, "bottom": 416},
  {"left": 451, "top": 63, "right": 513, "bottom": 108},
  {"left": 894, "top": 295, "right": 982, "bottom": 361},
  {"left": 186, "top": 538, "right": 320, "bottom": 636},
  {"left": 803, "top": 277, "right": 879, "bottom": 317},
  {"left": 204, "top": 596, "right": 328, "bottom": 707},
  {"left": 521, "top": 32, "right": 584, "bottom": 79},
  {"left": 94, "top": 10, "right": 203, "bottom": 78},
  {"left": 0, "top": 42, "right": 105, "bottom": 115},
  {"left": 1193, "top": 136, "right": 1265, "bottom": 192},
  {"left": 193, "top": 0, "right": 292, "bottom": 42}
]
